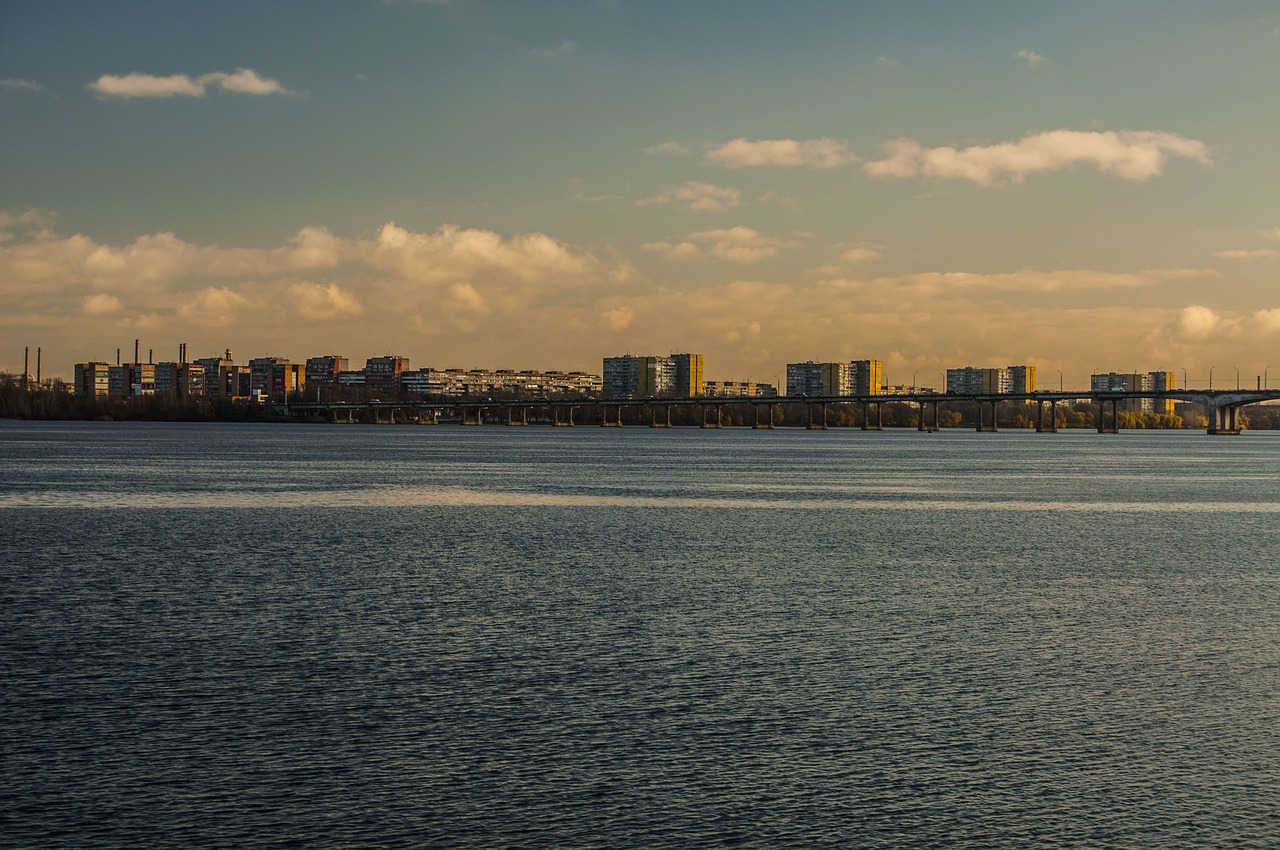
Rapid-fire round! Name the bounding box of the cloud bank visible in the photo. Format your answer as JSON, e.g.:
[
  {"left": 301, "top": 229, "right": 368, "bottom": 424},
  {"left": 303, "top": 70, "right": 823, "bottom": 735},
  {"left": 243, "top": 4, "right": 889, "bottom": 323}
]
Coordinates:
[
  {"left": 2, "top": 214, "right": 1273, "bottom": 383},
  {"left": 643, "top": 227, "right": 806, "bottom": 264},
  {"left": 88, "top": 68, "right": 291, "bottom": 99},
  {"left": 863, "top": 130, "right": 1211, "bottom": 186},
  {"left": 637, "top": 182, "right": 742, "bottom": 213},
  {"left": 706, "top": 138, "right": 858, "bottom": 169}
]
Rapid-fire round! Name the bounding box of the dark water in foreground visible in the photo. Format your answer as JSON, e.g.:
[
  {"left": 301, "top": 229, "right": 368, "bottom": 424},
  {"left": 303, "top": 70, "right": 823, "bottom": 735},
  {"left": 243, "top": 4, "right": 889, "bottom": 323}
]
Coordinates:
[{"left": 1, "top": 421, "right": 1278, "bottom": 849}]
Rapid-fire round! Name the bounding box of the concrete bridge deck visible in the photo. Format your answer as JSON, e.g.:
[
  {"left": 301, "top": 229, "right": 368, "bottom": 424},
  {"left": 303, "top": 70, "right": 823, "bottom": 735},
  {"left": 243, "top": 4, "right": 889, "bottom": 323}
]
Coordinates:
[{"left": 280, "top": 389, "right": 1280, "bottom": 435}]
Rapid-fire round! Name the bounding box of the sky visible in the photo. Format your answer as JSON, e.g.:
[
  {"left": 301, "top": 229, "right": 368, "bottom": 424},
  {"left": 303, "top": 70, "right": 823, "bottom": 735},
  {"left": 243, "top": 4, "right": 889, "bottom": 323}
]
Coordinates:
[{"left": 3, "top": 0, "right": 1279, "bottom": 389}]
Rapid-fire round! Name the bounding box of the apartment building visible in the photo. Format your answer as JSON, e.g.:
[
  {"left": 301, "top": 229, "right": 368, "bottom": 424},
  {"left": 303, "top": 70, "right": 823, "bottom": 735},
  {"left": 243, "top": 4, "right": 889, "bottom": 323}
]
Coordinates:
[
  {"left": 850, "top": 360, "right": 883, "bottom": 395},
  {"left": 946, "top": 365, "right": 1035, "bottom": 395},
  {"left": 786, "top": 361, "right": 850, "bottom": 396},
  {"left": 305, "top": 355, "right": 349, "bottom": 386},
  {"left": 364, "top": 355, "right": 410, "bottom": 394}
]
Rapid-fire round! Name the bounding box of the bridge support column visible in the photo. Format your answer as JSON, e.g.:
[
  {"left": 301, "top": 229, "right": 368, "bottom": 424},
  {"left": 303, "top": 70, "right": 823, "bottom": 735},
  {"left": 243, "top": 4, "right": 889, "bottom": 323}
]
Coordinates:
[
  {"left": 650, "top": 404, "right": 670, "bottom": 428},
  {"left": 753, "top": 403, "right": 774, "bottom": 429},
  {"left": 862, "top": 401, "right": 883, "bottom": 431},
  {"left": 702, "top": 404, "right": 722, "bottom": 428},
  {"left": 976, "top": 400, "right": 999, "bottom": 432},
  {"left": 1036, "top": 399, "right": 1058, "bottom": 433},
  {"left": 1096, "top": 398, "right": 1119, "bottom": 433},
  {"left": 1207, "top": 403, "right": 1241, "bottom": 435},
  {"left": 601, "top": 404, "right": 621, "bottom": 426},
  {"left": 917, "top": 399, "right": 939, "bottom": 432},
  {"left": 807, "top": 402, "right": 828, "bottom": 430}
]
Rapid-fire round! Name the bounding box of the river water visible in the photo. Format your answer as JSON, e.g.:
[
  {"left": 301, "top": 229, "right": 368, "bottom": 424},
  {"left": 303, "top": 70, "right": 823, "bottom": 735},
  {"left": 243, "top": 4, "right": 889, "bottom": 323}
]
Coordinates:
[{"left": 2, "top": 421, "right": 1277, "bottom": 848}]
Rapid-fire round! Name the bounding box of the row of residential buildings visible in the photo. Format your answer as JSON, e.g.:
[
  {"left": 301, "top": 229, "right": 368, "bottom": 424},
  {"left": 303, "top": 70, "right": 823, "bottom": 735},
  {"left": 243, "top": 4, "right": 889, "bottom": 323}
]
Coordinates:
[
  {"left": 73, "top": 346, "right": 604, "bottom": 402},
  {"left": 944, "top": 365, "right": 1177, "bottom": 413},
  {"left": 67, "top": 342, "right": 1179, "bottom": 413}
]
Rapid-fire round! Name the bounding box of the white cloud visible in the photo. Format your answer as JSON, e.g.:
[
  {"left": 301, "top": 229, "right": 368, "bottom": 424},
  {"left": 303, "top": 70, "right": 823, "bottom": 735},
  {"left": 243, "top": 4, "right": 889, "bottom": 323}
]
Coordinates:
[
  {"left": 573, "top": 191, "right": 626, "bottom": 204},
  {"left": 863, "top": 129, "right": 1211, "bottom": 186},
  {"left": 603, "top": 306, "right": 634, "bottom": 332},
  {"left": 89, "top": 73, "right": 206, "bottom": 98},
  {"left": 83, "top": 293, "right": 123, "bottom": 315},
  {"left": 837, "top": 244, "right": 882, "bottom": 265},
  {"left": 1254, "top": 308, "right": 1280, "bottom": 334},
  {"left": 527, "top": 40, "right": 576, "bottom": 58},
  {"left": 1016, "top": 49, "right": 1047, "bottom": 66},
  {"left": 0, "top": 79, "right": 45, "bottom": 92},
  {"left": 824, "top": 267, "right": 1196, "bottom": 298},
  {"left": 176, "top": 287, "right": 251, "bottom": 326},
  {"left": 203, "top": 68, "right": 288, "bottom": 95},
  {"left": 0, "top": 208, "right": 57, "bottom": 242},
  {"left": 1213, "top": 248, "right": 1278, "bottom": 260},
  {"left": 875, "top": 56, "right": 900, "bottom": 68},
  {"left": 643, "top": 226, "right": 805, "bottom": 265},
  {"left": 88, "top": 68, "right": 291, "bottom": 99},
  {"left": 706, "top": 137, "right": 859, "bottom": 169},
  {"left": 371, "top": 222, "right": 601, "bottom": 286},
  {"left": 289, "top": 282, "right": 364, "bottom": 321},
  {"left": 1259, "top": 227, "right": 1280, "bottom": 241},
  {"left": 637, "top": 182, "right": 742, "bottom": 213},
  {"left": 644, "top": 141, "right": 690, "bottom": 156},
  {"left": 1175, "top": 304, "right": 1233, "bottom": 340}
]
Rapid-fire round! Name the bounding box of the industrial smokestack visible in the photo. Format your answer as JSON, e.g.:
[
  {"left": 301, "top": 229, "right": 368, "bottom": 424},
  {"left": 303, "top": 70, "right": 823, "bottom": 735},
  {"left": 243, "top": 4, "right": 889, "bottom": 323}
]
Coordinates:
[
  {"left": 148, "top": 348, "right": 153, "bottom": 365},
  {"left": 24, "top": 347, "right": 29, "bottom": 390},
  {"left": 117, "top": 348, "right": 121, "bottom": 366},
  {"left": 135, "top": 339, "right": 140, "bottom": 366},
  {"left": 36, "top": 347, "right": 41, "bottom": 386}
]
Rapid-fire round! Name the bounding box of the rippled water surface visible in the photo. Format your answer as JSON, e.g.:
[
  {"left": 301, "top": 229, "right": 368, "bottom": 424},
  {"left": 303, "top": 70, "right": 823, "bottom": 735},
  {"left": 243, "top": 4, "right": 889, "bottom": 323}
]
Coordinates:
[{"left": 2, "top": 421, "right": 1278, "bottom": 848}]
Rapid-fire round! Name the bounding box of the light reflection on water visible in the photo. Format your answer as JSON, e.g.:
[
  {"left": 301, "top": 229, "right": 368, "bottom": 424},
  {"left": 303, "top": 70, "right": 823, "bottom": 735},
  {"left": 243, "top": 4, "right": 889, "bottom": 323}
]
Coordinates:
[{"left": 2, "top": 421, "right": 1278, "bottom": 849}]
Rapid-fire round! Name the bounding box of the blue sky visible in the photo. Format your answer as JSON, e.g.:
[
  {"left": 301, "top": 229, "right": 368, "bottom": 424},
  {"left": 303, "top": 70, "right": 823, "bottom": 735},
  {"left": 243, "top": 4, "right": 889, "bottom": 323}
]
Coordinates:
[{"left": 3, "top": 1, "right": 1279, "bottom": 387}]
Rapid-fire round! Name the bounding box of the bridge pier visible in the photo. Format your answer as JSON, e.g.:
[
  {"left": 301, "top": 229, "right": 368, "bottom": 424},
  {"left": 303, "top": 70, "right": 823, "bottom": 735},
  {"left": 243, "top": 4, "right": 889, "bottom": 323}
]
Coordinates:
[
  {"left": 1036, "top": 399, "right": 1058, "bottom": 433},
  {"left": 649, "top": 404, "right": 671, "bottom": 428},
  {"left": 807, "top": 402, "right": 828, "bottom": 430},
  {"left": 862, "top": 401, "right": 883, "bottom": 431},
  {"left": 506, "top": 406, "right": 527, "bottom": 426},
  {"left": 1207, "top": 403, "right": 1242, "bottom": 435},
  {"left": 976, "top": 400, "right": 999, "bottom": 432},
  {"left": 601, "top": 403, "right": 622, "bottom": 426},
  {"left": 917, "top": 399, "right": 939, "bottom": 432},
  {"left": 1095, "top": 398, "right": 1119, "bottom": 433},
  {"left": 753, "top": 403, "right": 775, "bottom": 429},
  {"left": 702, "top": 404, "right": 722, "bottom": 428}
]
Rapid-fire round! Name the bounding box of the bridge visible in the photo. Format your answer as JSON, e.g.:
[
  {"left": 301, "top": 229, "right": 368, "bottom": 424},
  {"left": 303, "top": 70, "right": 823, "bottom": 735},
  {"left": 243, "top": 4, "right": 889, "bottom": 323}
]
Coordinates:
[{"left": 280, "top": 388, "right": 1280, "bottom": 435}]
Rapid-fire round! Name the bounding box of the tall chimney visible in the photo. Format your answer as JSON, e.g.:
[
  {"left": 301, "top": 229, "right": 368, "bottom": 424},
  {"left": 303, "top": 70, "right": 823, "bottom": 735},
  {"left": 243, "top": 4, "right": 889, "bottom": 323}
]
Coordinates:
[
  {"left": 135, "top": 339, "right": 140, "bottom": 366},
  {"left": 36, "top": 347, "right": 41, "bottom": 386},
  {"left": 148, "top": 348, "right": 153, "bottom": 365},
  {"left": 24, "top": 347, "right": 29, "bottom": 391},
  {"left": 116, "top": 348, "right": 121, "bottom": 366}
]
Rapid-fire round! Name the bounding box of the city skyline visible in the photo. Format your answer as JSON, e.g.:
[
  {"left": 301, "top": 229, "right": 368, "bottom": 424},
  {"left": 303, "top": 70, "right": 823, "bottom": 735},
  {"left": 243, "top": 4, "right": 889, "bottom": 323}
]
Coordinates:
[{"left": 3, "top": 2, "right": 1279, "bottom": 384}]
